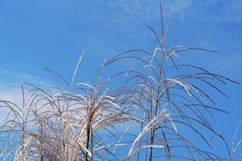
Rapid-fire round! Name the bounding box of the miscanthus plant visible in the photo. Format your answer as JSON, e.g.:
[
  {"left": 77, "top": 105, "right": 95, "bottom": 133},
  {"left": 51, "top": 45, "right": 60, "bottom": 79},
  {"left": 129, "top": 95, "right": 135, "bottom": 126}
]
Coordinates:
[
  {"left": 0, "top": 3, "right": 240, "bottom": 161},
  {"left": 231, "top": 121, "right": 242, "bottom": 161},
  {"left": 0, "top": 66, "right": 130, "bottom": 161}
]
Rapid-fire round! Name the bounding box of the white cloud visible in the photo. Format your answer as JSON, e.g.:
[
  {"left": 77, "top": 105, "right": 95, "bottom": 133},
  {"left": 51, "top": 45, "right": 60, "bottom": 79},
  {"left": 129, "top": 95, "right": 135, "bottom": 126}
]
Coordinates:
[
  {"left": 173, "top": 0, "right": 193, "bottom": 18},
  {"left": 0, "top": 87, "right": 23, "bottom": 125},
  {"left": 173, "top": 0, "right": 242, "bottom": 22},
  {"left": 0, "top": 70, "right": 57, "bottom": 125},
  {"left": 0, "top": 87, "right": 22, "bottom": 102},
  {"left": 0, "top": 69, "right": 55, "bottom": 88}
]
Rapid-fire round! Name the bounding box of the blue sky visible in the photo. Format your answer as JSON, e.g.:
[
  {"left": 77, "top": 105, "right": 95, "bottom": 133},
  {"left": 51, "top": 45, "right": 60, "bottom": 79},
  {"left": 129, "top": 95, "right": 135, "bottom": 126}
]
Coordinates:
[{"left": 0, "top": 0, "right": 241, "bottom": 158}]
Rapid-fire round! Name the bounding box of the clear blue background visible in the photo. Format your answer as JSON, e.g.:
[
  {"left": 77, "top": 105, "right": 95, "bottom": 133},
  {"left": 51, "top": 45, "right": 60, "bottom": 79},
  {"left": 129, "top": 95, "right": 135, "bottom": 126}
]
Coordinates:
[{"left": 0, "top": 0, "right": 241, "bottom": 158}]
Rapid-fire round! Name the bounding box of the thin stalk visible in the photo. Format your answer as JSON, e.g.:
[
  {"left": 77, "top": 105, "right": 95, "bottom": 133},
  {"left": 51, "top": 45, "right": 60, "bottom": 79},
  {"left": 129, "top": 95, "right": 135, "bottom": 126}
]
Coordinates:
[{"left": 149, "top": 128, "right": 155, "bottom": 161}]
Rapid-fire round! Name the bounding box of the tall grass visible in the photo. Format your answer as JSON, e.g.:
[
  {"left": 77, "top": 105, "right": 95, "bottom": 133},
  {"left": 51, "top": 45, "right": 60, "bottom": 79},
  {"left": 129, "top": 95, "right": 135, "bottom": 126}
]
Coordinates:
[
  {"left": 0, "top": 67, "right": 131, "bottom": 161},
  {"left": 231, "top": 120, "right": 242, "bottom": 161},
  {"left": 0, "top": 2, "right": 240, "bottom": 161}
]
